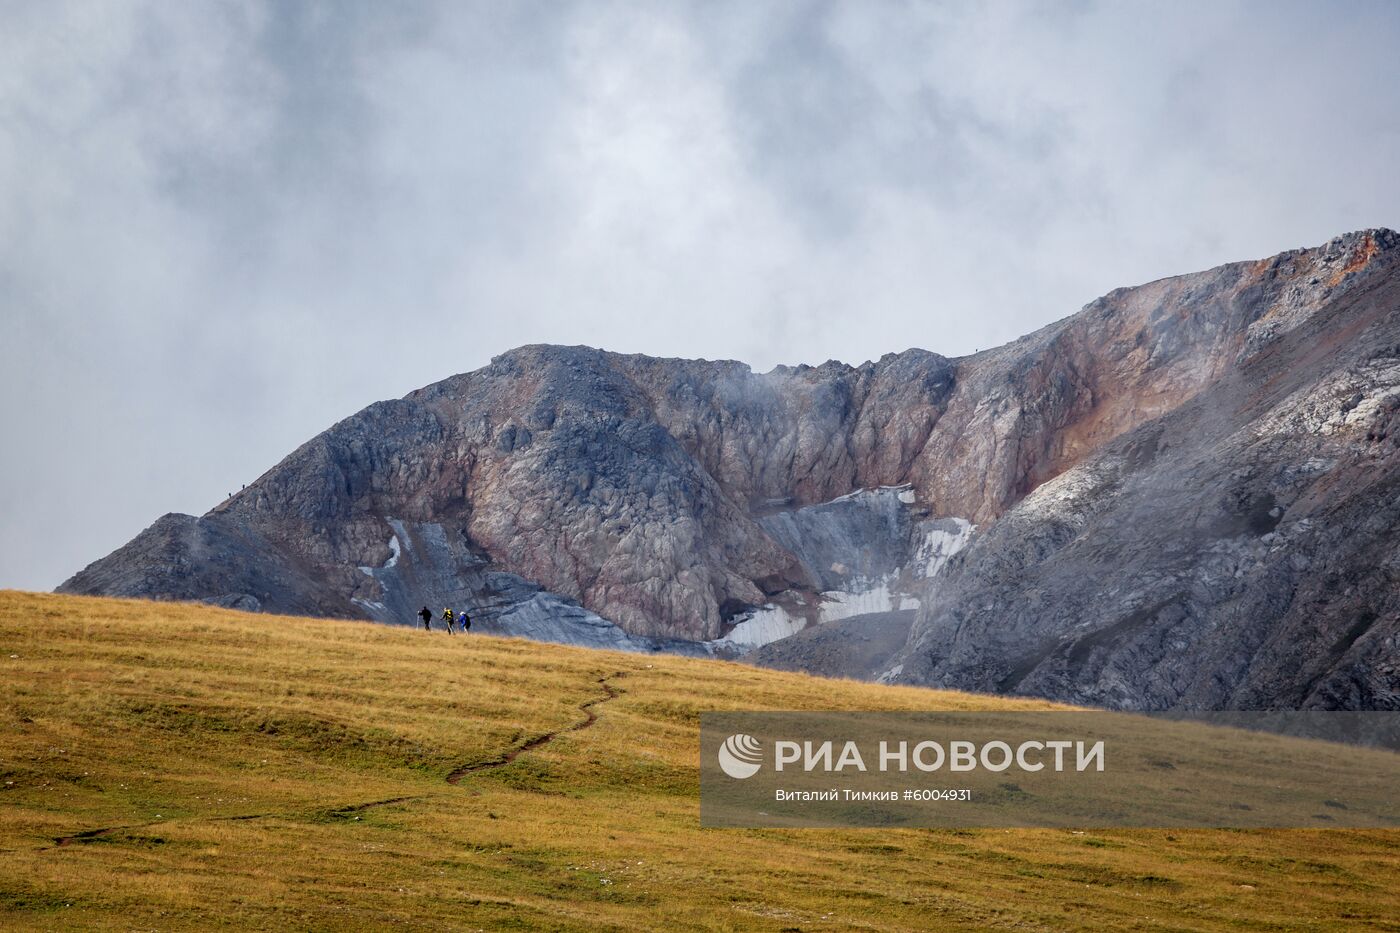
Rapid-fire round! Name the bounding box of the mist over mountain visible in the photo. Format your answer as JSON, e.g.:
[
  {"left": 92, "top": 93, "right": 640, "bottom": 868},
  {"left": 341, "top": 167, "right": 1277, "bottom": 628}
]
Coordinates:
[{"left": 61, "top": 230, "right": 1400, "bottom": 710}]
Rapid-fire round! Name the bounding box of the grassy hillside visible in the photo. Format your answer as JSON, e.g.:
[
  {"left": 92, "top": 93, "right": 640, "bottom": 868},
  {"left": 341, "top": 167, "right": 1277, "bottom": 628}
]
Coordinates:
[{"left": 1, "top": 591, "right": 1397, "bottom": 931}]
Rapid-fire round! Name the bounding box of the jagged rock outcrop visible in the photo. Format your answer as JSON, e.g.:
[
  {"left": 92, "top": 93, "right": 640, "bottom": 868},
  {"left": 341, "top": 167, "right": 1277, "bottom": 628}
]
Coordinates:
[{"left": 59, "top": 230, "right": 1400, "bottom": 708}]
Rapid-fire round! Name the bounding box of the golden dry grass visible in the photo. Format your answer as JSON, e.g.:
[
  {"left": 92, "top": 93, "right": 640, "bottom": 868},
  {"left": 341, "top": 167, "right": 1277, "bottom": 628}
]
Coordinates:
[{"left": 1, "top": 590, "right": 1397, "bottom": 931}]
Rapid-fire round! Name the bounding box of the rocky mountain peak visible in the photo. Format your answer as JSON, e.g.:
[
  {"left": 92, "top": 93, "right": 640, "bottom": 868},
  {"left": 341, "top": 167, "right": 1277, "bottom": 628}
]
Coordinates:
[{"left": 59, "top": 230, "right": 1400, "bottom": 709}]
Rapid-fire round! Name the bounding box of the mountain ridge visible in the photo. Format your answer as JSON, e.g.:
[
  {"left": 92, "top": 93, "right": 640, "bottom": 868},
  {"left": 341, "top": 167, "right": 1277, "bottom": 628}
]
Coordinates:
[{"left": 60, "top": 229, "right": 1400, "bottom": 709}]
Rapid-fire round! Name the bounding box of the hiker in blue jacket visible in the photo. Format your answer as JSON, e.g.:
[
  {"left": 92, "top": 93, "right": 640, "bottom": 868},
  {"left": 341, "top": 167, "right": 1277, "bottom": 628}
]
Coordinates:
[{"left": 457, "top": 609, "right": 471, "bottom": 633}]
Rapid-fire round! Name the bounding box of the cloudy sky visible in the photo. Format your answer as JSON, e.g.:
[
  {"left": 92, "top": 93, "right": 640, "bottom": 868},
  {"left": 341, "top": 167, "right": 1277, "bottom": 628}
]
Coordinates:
[{"left": 3, "top": 0, "right": 1398, "bottom": 590}]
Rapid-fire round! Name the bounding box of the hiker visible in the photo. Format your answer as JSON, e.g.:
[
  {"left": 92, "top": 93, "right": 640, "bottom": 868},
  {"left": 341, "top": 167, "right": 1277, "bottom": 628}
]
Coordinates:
[
  {"left": 457, "top": 609, "right": 471, "bottom": 633},
  {"left": 442, "top": 607, "right": 456, "bottom": 634},
  {"left": 418, "top": 606, "right": 432, "bottom": 631}
]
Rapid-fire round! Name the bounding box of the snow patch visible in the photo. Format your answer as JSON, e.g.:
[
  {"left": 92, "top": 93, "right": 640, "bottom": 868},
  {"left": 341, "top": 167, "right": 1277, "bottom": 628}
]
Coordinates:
[
  {"left": 359, "top": 526, "right": 403, "bottom": 576},
  {"left": 813, "top": 578, "right": 923, "bottom": 620},
  {"left": 830, "top": 483, "right": 914, "bottom": 505},
  {"left": 914, "top": 518, "right": 974, "bottom": 578},
  {"left": 721, "top": 604, "right": 805, "bottom": 648},
  {"left": 819, "top": 580, "right": 897, "bottom": 622},
  {"left": 877, "top": 664, "right": 904, "bottom": 684}
]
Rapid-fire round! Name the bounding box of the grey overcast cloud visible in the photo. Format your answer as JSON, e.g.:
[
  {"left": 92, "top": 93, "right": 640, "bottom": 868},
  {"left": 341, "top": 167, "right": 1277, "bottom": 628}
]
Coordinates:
[{"left": 2, "top": 0, "right": 1398, "bottom": 591}]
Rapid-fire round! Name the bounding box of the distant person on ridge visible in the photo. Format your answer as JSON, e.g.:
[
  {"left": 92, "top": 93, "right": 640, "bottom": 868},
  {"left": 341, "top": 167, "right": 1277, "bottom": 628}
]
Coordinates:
[
  {"left": 457, "top": 609, "right": 471, "bottom": 633},
  {"left": 442, "top": 607, "right": 455, "bottom": 634},
  {"left": 418, "top": 606, "right": 432, "bottom": 631}
]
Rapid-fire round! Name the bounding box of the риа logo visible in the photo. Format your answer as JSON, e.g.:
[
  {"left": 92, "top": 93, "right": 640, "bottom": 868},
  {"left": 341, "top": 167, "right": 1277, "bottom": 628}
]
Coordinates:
[{"left": 718, "top": 734, "right": 763, "bottom": 779}]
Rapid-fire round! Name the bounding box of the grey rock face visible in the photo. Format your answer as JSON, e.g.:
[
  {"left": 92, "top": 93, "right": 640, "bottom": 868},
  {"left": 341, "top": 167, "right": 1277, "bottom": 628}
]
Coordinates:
[
  {"left": 59, "top": 229, "right": 1400, "bottom": 708},
  {"left": 889, "top": 230, "right": 1400, "bottom": 709}
]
